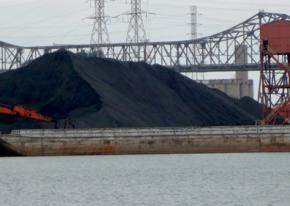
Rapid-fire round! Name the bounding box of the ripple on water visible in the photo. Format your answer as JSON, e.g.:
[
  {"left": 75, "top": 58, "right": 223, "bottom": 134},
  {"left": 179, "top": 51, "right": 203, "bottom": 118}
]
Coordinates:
[{"left": 0, "top": 153, "right": 290, "bottom": 206}]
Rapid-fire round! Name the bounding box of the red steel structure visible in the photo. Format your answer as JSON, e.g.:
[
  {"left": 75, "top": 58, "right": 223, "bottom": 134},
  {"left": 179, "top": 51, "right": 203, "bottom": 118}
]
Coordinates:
[
  {"left": 0, "top": 104, "right": 53, "bottom": 122},
  {"left": 259, "top": 20, "right": 290, "bottom": 124}
]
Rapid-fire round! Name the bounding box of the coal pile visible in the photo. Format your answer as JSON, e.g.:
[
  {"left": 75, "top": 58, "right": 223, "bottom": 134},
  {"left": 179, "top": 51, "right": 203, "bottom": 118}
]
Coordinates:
[
  {"left": 209, "top": 88, "right": 262, "bottom": 120},
  {"left": 234, "top": 96, "right": 262, "bottom": 120},
  {"left": 0, "top": 50, "right": 261, "bottom": 131}
]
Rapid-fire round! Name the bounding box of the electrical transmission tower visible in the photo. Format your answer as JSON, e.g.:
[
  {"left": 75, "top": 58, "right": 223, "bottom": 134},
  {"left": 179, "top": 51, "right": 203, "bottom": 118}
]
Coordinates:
[
  {"left": 89, "top": 0, "right": 110, "bottom": 45},
  {"left": 190, "top": 6, "right": 198, "bottom": 40},
  {"left": 126, "top": 0, "right": 147, "bottom": 43}
]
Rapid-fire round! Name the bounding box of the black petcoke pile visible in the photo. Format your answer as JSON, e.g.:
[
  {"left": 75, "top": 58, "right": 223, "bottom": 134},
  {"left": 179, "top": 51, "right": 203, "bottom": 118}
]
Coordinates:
[{"left": 0, "top": 50, "right": 261, "bottom": 132}]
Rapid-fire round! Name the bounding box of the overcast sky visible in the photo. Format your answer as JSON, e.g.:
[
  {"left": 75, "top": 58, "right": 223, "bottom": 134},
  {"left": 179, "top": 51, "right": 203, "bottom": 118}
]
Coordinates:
[{"left": 0, "top": 0, "right": 290, "bottom": 46}]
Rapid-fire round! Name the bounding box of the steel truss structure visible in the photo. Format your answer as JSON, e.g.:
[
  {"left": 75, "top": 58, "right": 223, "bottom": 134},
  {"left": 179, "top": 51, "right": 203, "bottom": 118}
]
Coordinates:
[
  {"left": 259, "top": 20, "right": 290, "bottom": 125},
  {"left": 0, "top": 12, "right": 290, "bottom": 71},
  {"left": 259, "top": 46, "right": 290, "bottom": 124}
]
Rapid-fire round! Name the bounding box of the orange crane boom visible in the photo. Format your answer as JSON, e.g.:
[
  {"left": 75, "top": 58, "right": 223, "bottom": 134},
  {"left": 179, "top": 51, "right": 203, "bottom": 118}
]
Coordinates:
[{"left": 0, "top": 104, "right": 53, "bottom": 122}]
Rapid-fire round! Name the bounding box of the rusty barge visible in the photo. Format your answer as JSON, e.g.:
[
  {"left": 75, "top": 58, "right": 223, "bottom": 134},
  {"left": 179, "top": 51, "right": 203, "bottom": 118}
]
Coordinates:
[{"left": 0, "top": 126, "right": 290, "bottom": 156}]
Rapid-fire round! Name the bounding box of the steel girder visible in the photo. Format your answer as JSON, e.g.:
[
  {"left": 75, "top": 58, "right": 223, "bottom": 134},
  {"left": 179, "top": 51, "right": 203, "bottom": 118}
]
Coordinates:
[{"left": 0, "top": 12, "right": 289, "bottom": 71}]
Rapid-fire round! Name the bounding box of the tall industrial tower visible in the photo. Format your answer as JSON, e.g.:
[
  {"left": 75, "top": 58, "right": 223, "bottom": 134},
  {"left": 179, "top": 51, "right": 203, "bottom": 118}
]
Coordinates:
[
  {"left": 126, "top": 0, "right": 147, "bottom": 43},
  {"left": 190, "top": 6, "right": 198, "bottom": 40},
  {"left": 189, "top": 6, "right": 204, "bottom": 79},
  {"left": 89, "top": 0, "right": 110, "bottom": 44}
]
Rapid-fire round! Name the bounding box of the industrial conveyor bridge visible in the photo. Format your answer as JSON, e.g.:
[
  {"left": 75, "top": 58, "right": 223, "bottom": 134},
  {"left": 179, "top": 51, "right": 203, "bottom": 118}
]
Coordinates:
[{"left": 0, "top": 12, "right": 289, "bottom": 72}]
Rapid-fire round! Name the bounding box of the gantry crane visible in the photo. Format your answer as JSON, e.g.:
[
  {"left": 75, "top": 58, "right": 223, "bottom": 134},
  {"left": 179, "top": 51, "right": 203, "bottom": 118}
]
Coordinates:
[{"left": 259, "top": 20, "right": 290, "bottom": 124}]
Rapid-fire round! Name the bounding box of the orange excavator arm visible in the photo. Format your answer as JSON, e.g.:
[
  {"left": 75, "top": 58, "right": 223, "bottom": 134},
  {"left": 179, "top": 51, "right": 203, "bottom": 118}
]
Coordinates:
[{"left": 0, "top": 104, "right": 53, "bottom": 122}]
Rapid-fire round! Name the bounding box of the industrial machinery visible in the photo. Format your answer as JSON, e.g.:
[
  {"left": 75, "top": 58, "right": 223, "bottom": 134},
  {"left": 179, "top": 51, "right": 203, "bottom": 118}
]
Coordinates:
[
  {"left": 0, "top": 104, "right": 53, "bottom": 123},
  {"left": 259, "top": 20, "right": 290, "bottom": 124}
]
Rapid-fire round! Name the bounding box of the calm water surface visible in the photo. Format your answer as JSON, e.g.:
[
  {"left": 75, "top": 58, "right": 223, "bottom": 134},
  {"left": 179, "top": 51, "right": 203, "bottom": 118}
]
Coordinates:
[{"left": 0, "top": 153, "right": 290, "bottom": 206}]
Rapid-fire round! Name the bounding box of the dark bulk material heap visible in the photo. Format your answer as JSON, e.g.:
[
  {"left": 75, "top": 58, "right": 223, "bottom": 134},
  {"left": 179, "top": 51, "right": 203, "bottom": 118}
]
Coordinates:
[{"left": 0, "top": 50, "right": 261, "bottom": 131}]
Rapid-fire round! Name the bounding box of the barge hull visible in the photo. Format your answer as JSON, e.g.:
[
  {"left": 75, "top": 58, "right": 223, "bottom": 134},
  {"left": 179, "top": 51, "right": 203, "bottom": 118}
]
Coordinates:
[{"left": 1, "top": 126, "right": 290, "bottom": 156}]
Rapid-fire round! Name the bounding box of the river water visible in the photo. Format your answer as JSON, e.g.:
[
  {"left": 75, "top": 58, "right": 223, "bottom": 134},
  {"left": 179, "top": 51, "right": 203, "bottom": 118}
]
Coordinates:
[{"left": 0, "top": 153, "right": 290, "bottom": 206}]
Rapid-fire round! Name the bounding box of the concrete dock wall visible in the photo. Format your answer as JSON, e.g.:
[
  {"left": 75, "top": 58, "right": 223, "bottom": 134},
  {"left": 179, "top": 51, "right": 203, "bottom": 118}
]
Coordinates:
[{"left": 1, "top": 126, "right": 290, "bottom": 156}]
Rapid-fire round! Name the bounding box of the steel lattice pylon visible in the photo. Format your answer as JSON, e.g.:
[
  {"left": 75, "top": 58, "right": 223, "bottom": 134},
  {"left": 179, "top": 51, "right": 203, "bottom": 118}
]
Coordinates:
[
  {"left": 126, "top": 0, "right": 147, "bottom": 43},
  {"left": 89, "top": 0, "right": 110, "bottom": 45}
]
